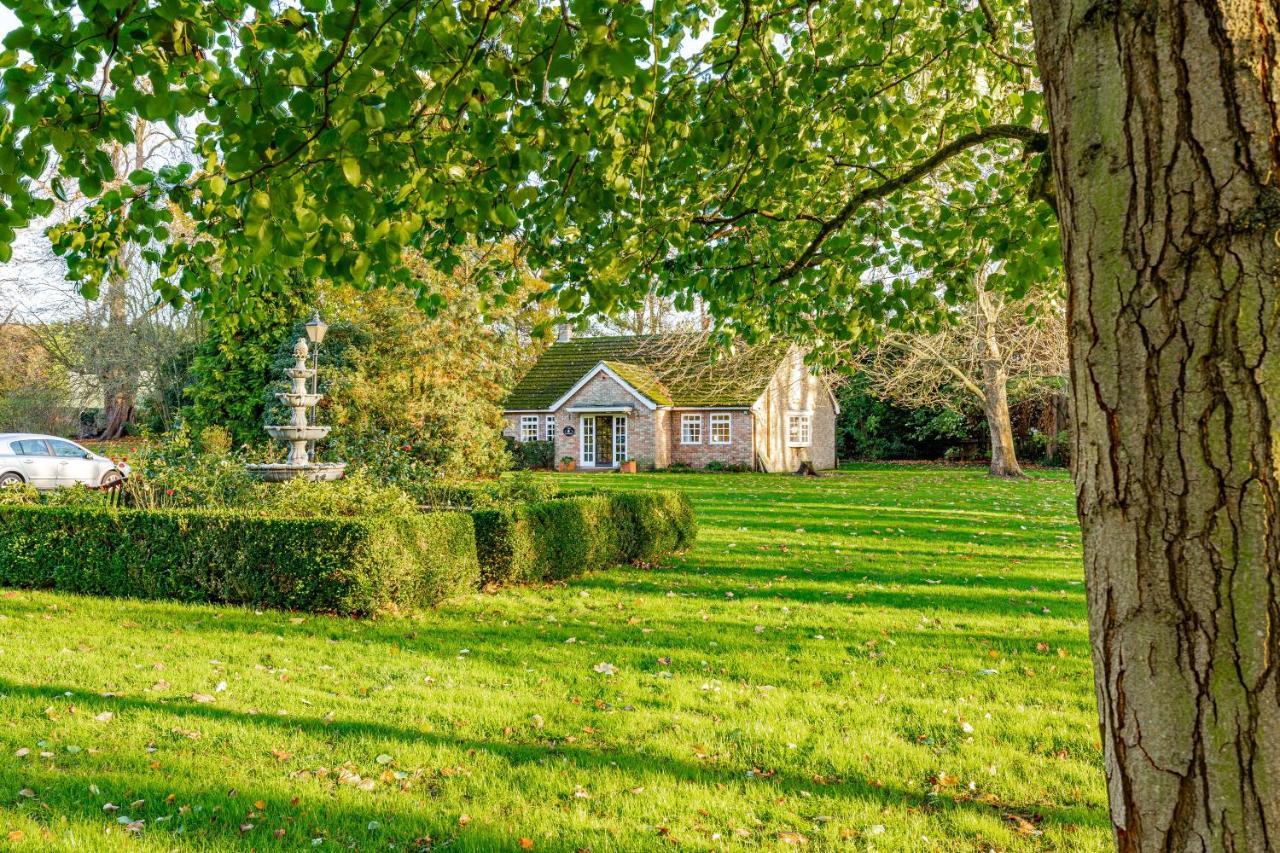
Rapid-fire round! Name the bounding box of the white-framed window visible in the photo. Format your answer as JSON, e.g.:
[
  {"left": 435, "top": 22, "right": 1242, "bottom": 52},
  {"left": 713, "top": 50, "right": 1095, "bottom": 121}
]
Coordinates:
[
  {"left": 680, "top": 413, "right": 702, "bottom": 444},
  {"left": 614, "top": 416, "right": 628, "bottom": 462},
  {"left": 580, "top": 416, "right": 596, "bottom": 465},
  {"left": 709, "top": 412, "right": 732, "bottom": 444},
  {"left": 787, "top": 412, "right": 812, "bottom": 447},
  {"left": 520, "top": 415, "right": 539, "bottom": 442},
  {"left": 545, "top": 415, "right": 556, "bottom": 441}
]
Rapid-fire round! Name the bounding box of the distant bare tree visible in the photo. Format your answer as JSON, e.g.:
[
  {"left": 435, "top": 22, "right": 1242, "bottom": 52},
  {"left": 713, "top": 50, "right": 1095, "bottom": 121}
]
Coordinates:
[
  {"left": 1, "top": 119, "right": 196, "bottom": 437},
  {"left": 851, "top": 270, "right": 1067, "bottom": 478}
]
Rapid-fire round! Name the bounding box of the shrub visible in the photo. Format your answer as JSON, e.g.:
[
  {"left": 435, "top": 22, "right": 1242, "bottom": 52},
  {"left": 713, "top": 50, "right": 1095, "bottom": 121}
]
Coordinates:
[
  {"left": 470, "top": 490, "right": 695, "bottom": 584},
  {"left": 703, "top": 460, "right": 753, "bottom": 473},
  {"left": 0, "top": 483, "right": 39, "bottom": 506},
  {"left": 254, "top": 470, "right": 418, "bottom": 517},
  {"left": 0, "top": 505, "right": 478, "bottom": 616},
  {"left": 505, "top": 438, "right": 555, "bottom": 470},
  {"left": 610, "top": 491, "right": 697, "bottom": 561},
  {"left": 412, "top": 471, "right": 557, "bottom": 510},
  {"left": 121, "top": 428, "right": 259, "bottom": 510},
  {"left": 198, "top": 425, "right": 233, "bottom": 456}
]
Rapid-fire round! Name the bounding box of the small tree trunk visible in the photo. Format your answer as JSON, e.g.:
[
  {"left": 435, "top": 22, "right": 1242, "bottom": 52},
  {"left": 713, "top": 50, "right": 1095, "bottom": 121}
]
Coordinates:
[
  {"left": 982, "top": 365, "right": 1023, "bottom": 478},
  {"left": 1043, "top": 401, "right": 1059, "bottom": 465},
  {"left": 1032, "top": 0, "right": 1280, "bottom": 847},
  {"left": 975, "top": 279, "right": 1025, "bottom": 478}
]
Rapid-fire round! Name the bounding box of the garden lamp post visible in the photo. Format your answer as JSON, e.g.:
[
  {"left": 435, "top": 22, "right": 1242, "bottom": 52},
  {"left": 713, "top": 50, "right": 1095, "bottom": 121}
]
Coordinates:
[{"left": 304, "top": 310, "right": 328, "bottom": 458}]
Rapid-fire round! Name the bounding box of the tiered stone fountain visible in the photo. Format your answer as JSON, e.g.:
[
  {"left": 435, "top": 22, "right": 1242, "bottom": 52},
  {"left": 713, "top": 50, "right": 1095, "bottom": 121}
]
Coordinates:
[{"left": 245, "top": 337, "right": 346, "bottom": 482}]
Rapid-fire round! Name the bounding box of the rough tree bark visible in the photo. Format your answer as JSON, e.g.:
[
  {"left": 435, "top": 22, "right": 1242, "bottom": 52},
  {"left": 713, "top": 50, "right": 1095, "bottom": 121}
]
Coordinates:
[
  {"left": 976, "top": 280, "right": 1025, "bottom": 478},
  {"left": 1031, "top": 1, "right": 1280, "bottom": 849}
]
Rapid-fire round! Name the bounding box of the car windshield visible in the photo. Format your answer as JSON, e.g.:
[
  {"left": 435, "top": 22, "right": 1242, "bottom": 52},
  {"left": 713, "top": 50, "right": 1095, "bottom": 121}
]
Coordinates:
[
  {"left": 11, "top": 439, "right": 50, "bottom": 456},
  {"left": 49, "top": 440, "right": 90, "bottom": 459}
]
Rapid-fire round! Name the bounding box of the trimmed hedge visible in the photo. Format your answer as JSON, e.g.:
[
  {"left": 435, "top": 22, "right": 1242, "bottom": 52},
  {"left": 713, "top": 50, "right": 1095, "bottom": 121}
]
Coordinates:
[
  {"left": 411, "top": 475, "right": 559, "bottom": 510},
  {"left": 0, "top": 505, "right": 478, "bottom": 616},
  {"left": 472, "top": 490, "right": 696, "bottom": 584}
]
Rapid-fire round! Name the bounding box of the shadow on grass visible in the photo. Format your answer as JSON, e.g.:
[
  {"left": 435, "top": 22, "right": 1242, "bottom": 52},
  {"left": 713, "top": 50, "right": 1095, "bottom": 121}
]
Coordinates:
[{"left": 0, "top": 679, "right": 1108, "bottom": 849}]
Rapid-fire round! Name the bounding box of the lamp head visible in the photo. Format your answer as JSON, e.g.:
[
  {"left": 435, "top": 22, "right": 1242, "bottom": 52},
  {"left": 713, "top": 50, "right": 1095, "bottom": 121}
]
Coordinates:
[{"left": 304, "top": 310, "right": 328, "bottom": 345}]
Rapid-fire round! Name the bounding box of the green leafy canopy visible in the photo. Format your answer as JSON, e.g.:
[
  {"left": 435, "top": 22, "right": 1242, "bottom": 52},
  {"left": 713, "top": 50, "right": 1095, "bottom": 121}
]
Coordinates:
[{"left": 0, "top": 0, "right": 1058, "bottom": 346}]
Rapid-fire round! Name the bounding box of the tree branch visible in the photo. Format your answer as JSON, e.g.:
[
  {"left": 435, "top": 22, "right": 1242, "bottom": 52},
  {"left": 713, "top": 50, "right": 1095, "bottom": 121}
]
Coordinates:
[{"left": 769, "top": 124, "right": 1047, "bottom": 285}]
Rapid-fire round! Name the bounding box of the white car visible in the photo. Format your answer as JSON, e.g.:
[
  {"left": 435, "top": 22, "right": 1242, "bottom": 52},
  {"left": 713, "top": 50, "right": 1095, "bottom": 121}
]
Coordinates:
[{"left": 0, "top": 433, "right": 131, "bottom": 490}]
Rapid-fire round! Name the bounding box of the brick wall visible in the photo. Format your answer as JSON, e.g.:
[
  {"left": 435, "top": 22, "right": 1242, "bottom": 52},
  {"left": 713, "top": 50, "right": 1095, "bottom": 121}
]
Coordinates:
[
  {"left": 555, "top": 372, "right": 657, "bottom": 469},
  {"left": 666, "top": 409, "right": 754, "bottom": 468}
]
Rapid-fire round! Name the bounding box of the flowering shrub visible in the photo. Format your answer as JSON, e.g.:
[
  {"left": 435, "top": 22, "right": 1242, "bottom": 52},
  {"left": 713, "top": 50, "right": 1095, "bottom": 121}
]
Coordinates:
[
  {"left": 255, "top": 470, "right": 417, "bottom": 518},
  {"left": 121, "top": 429, "right": 259, "bottom": 510}
]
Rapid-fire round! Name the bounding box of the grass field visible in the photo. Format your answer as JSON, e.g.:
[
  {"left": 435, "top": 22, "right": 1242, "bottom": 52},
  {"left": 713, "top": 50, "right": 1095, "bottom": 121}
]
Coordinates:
[{"left": 0, "top": 465, "right": 1109, "bottom": 851}]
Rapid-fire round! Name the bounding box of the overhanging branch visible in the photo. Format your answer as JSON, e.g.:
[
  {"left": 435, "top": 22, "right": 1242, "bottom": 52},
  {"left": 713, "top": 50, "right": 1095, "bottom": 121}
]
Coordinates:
[{"left": 770, "top": 123, "right": 1048, "bottom": 285}]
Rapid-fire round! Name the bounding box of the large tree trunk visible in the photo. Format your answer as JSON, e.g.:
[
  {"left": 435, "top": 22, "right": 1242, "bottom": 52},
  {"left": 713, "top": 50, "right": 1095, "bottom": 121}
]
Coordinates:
[
  {"left": 1031, "top": 1, "right": 1280, "bottom": 849},
  {"left": 975, "top": 280, "right": 1025, "bottom": 478}
]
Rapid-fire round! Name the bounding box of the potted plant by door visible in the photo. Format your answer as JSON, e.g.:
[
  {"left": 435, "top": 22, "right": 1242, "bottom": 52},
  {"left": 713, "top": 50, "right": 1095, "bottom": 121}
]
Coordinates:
[
  {"left": 618, "top": 457, "right": 637, "bottom": 474},
  {"left": 558, "top": 456, "right": 576, "bottom": 472}
]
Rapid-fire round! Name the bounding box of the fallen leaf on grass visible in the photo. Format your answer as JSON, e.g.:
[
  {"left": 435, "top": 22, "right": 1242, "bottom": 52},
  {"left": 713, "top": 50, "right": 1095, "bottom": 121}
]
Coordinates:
[
  {"left": 1003, "top": 813, "right": 1044, "bottom": 836},
  {"left": 519, "top": 838, "right": 534, "bottom": 849},
  {"left": 592, "top": 662, "right": 617, "bottom": 676},
  {"left": 191, "top": 693, "right": 215, "bottom": 704},
  {"left": 94, "top": 712, "right": 114, "bottom": 723}
]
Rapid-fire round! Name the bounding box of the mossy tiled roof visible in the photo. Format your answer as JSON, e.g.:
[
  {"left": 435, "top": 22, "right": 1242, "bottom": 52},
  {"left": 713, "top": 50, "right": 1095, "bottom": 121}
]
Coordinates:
[
  {"left": 503, "top": 334, "right": 784, "bottom": 410},
  {"left": 601, "top": 361, "right": 673, "bottom": 406}
]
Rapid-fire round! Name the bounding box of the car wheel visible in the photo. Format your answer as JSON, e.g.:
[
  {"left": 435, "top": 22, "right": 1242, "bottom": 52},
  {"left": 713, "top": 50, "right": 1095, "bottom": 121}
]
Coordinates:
[
  {"left": 100, "top": 470, "right": 124, "bottom": 488},
  {"left": 0, "top": 472, "right": 25, "bottom": 488}
]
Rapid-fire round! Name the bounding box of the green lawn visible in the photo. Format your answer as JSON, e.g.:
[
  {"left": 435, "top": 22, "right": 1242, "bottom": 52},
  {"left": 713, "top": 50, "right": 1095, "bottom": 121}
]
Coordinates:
[{"left": 0, "top": 465, "right": 1109, "bottom": 851}]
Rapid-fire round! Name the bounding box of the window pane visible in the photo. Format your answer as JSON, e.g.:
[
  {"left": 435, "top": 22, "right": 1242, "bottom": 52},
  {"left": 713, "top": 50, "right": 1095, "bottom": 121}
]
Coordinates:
[
  {"left": 50, "top": 440, "right": 88, "bottom": 458},
  {"left": 681, "top": 414, "right": 701, "bottom": 443},
  {"left": 710, "top": 413, "right": 731, "bottom": 443},
  {"left": 545, "top": 416, "right": 556, "bottom": 441},
  {"left": 614, "top": 417, "right": 627, "bottom": 460},
  {"left": 787, "top": 414, "right": 811, "bottom": 446},
  {"left": 520, "top": 416, "right": 539, "bottom": 442},
  {"left": 581, "top": 417, "right": 595, "bottom": 463},
  {"left": 15, "top": 440, "right": 50, "bottom": 456}
]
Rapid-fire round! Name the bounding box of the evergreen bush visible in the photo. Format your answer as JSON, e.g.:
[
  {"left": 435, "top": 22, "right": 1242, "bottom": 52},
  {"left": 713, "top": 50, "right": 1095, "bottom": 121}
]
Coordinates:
[{"left": 0, "top": 505, "right": 478, "bottom": 616}]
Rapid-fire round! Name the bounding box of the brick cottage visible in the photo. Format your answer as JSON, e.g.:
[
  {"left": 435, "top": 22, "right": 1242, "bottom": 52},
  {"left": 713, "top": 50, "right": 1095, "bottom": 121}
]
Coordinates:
[{"left": 502, "top": 332, "right": 837, "bottom": 472}]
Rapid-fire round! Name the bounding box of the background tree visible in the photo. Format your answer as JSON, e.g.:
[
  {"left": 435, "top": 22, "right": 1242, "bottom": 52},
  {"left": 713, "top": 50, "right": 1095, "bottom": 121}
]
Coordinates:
[
  {"left": 851, "top": 275, "right": 1067, "bottom": 477},
  {"left": 0, "top": 311, "right": 72, "bottom": 433},
  {"left": 286, "top": 247, "right": 553, "bottom": 481},
  {"left": 1, "top": 117, "right": 195, "bottom": 437},
  {"left": 184, "top": 280, "right": 312, "bottom": 446}
]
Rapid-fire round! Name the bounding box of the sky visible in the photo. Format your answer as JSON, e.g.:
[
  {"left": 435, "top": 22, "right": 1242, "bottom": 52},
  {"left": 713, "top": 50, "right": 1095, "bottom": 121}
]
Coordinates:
[{"left": 0, "top": 5, "right": 80, "bottom": 317}]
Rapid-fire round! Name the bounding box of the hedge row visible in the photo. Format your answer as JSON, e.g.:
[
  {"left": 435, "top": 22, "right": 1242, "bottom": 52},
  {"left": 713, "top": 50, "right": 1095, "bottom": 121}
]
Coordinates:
[
  {"left": 0, "top": 505, "right": 478, "bottom": 616},
  {"left": 472, "top": 490, "right": 696, "bottom": 585},
  {"left": 0, "top": 489, "right": 696, "bottom": 614}
]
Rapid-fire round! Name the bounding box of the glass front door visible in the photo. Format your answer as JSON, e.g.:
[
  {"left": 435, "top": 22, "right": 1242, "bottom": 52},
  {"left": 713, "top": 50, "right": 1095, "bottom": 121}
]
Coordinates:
[
  {"left": 579, "top": 415, "right": 627, "bottom": 467},
  {"left": 595, "top": 416, "right": 614, "bottom": 467}
]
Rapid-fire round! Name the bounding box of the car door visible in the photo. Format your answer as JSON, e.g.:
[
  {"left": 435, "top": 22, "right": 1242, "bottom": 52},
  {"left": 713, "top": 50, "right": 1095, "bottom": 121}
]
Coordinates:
[
  {"left": 48, "top": 440, "right": 102, "bottom": 486},
  {"left": 10, "top": 439, "right": 59, "bottom": 488}
]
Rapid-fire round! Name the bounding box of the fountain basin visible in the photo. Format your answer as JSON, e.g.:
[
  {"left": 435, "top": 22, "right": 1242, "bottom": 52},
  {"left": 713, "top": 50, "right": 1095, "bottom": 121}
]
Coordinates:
[
  {"left": 245, "top": 462, "right": 347, "bottom": 483},
  {"left": 276, "top": 392, "right": 325, "bottom": 407},
  {"left": 285, "top": 368, "right": 316, "bottom": 380},
  {"left": 265, "top": 425, "right": 331, "bottom": 442}
]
